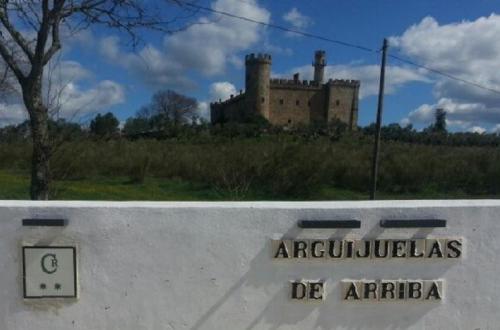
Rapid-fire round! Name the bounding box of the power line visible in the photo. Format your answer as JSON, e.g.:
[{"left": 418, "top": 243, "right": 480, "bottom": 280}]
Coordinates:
[
  {"left": 180, "top": 0, "right": 500, "bottom": 96},
  {"left": 387, "top": 53, "right": 500, "bottom": 96},
  {"left": 180, "top": 1, "right": 379, "bottom": 53}
]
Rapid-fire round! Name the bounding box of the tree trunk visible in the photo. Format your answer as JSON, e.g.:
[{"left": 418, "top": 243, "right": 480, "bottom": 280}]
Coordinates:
[{"left": 22, "top": 79, "right": 51, "bottom": 200}]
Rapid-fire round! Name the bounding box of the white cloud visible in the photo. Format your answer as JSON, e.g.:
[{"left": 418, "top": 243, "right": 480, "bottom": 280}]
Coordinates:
[
  {"left": 0, "top": 103, "right": 27, "bottom": 127},
  {"left": 99, "top": 0, "right": 270, "bottom": 89},
  {"left": 45, "top": 60, "right": 125, "bottom": 120},
  {"left": 393, "top": 14, "right": 500, "bottom": 128},
  {"left": 166, "top": 0, "right": 270, "bottom": 76},
  {"left": 283, "top": 8, "right": 312, "bottom": 31},
  {"left": 287, "top": 63, "right": 429, "bottom": 99},
  {"left": 403, "top": 97, "right": 500, "bottom": 130},
  {"left": 492, "top": 124, "right": 500, "bottom": 134},
  {"left": 405, "top": 103, "right": 435, "bottom": 125},
  {"left": 197, "top": 101, "right": 210, "bottom": 120},
  {"left": 399, "top": 117, "right": 411, "bottom": 127},
  {"left": 45, "top": 60, "right": 91, "bottom": 91},
  {"left": 262, "top": 40, "right": 293, "bottom": 56},
  {"left": 209, "top": 81, "right": 237, "bottom": 101},
  {"left": 101, "top": 38, "right": 193, "bottom": 89},
  {"left": 469, "top": 126, "right": 486, "bottom": 134},
  {"left": 329, "top": 65, "right": 429, "bottom": 98},
  {"left": 63, "top": 29, "right": 96, "bottom": 52},
  {"left": 0, "top": 60, "right": 125, "bottom": 126},
  {"left": 55, "top": 80, "right": 125, "bottom": 120}
]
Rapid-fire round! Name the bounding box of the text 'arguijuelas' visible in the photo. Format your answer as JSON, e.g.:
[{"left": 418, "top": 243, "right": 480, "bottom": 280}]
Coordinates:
[{"left": 271, "top": 239, "right": 463, "bottom": 259}]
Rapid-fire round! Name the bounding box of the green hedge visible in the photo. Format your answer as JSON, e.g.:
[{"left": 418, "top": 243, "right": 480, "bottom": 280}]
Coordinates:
[{"left": 2, "top": 134, "right": 500, "bottom": 198}]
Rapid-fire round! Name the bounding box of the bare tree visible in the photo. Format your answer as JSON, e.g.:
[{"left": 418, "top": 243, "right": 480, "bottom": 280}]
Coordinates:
[
  {"left": 0, "top": 1, "right": 199, "bottom": 199},
  {"left": 150, "top": 89, "right": 198, "bottom": 126}
]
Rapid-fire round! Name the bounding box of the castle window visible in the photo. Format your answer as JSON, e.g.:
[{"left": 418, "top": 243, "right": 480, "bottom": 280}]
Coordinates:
[
  {"left": 261, "top": 97, "right": 265, "bottom": 103},
  {"left": 336, "top": 99, "right": 340, "bottom": 106},
  {"left": 296, "top": 100, "right": 300, "bottom": 106},
  {"left": 279, "top": 99, "right": 284, "bottom": 105},
  {"left": 308, "top": 101, "right": 311, "bottom": 106}
]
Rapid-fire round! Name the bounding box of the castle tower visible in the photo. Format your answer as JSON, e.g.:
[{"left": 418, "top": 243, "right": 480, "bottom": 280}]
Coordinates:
[
  {"left": 245, "top": 53, "right": 271, "bottom": 120},
  {"left": 313, "top": 50, "right": 326, "bottom": 84}
]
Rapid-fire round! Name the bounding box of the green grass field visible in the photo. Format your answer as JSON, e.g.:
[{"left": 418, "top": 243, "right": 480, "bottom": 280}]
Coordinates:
[
  {"left": 1, "top": 170, "right": 491, "bottom": 201},
  {"left": 0, "top": 170, "right": 221, "bottom": 200},
  {"left": 0, "top": 170, "right": 366, "bottom": 200}
]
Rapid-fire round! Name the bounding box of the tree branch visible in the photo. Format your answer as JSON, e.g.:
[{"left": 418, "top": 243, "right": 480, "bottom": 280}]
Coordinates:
[
  {"left": 0, "top": 38, "right": 25, "bottom": 81},
  {"left": 0, "top": 4, "right": 34, "bottom": 62},
  {"left": 43, "top": 0, "right": 66, "bottom": 64},
  {"left": 30, "top": 0, "right": 51, "bottom": 78}
]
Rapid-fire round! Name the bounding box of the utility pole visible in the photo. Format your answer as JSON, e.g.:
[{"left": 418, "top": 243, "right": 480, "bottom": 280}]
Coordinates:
[{"left": 370, "top": 38, "right": 389, "bottom": 200}]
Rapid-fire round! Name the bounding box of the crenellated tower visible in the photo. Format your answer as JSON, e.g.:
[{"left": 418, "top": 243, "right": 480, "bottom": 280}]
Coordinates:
[
  {"left": 211, "top": 50, "right": 359, "bottom": 129},
  {"left": 245, "top": 53, "right": 271, "bottom": 119},
  {"left": 313, "top": 50, "right": 326, "bottom": 84}
]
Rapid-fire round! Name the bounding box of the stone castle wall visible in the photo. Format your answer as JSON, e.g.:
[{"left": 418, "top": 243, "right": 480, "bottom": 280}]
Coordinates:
[
  {"left": 268, "top": 85, "right": 326, "bottom": 125},
  {"left": 326, "top": 81, "right": 360, "bottom": 128},
  {"left": 245, "top": 53, "right": 271, "bottom": 119},
  {"left": 210, "top": 51, "right": 360, "bottom": 129},
  {"left": 211, "top": 94, "right": 247, "bottom": 123}
]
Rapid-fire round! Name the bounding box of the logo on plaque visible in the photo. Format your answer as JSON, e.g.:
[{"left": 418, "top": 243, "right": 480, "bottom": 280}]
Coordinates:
[{"left": 22, "top": 246, "right": 77, "bottom": 298}]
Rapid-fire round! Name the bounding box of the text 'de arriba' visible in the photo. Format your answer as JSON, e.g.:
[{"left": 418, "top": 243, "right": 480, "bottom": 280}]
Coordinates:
[{"left": 342, "top": 279, "right": 444, "bottom": 302}]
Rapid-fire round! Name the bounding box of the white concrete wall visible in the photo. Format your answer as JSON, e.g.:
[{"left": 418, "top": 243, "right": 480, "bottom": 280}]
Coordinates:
[{"left": 0, "top": 200, "right": 499, "bottom": 329}]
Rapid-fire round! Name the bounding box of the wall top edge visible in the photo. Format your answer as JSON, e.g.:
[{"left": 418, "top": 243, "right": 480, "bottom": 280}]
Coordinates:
[{"left": 0, "top": 200, "right": 500, "bottom": 209}]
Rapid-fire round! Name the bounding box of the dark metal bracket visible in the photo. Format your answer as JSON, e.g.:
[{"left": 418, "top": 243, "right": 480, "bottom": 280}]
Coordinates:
[
  {"left": 380, "top": 219, "right": 446, "bottom": 228},
  {"left": 22, "top": 219, "right": 68, "bottom": 227},
  {"left": 298, "top": 220, "right": 361, "bottom": 229}
]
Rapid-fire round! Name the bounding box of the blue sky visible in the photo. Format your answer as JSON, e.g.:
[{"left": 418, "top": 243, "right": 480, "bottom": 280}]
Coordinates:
[{"left": 2, "top": 0, "right": 500, "bottom": 133}]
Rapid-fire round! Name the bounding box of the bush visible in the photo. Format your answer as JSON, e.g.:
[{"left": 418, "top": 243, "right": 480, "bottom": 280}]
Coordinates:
[{"left": 3, "top": 131, "right": 500, "bottom": 199}]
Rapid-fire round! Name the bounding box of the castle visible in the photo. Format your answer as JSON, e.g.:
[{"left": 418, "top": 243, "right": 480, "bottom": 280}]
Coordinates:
[{"left": 210, "top": 50, "right": 360, "bottom": 129}]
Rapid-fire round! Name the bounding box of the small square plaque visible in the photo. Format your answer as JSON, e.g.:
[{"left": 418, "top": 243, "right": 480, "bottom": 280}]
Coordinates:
[{"left": 22, "top": 246, "right": 77, "bottom": 298}]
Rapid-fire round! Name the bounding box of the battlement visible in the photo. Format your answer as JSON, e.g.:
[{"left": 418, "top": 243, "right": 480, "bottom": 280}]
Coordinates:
[
  {"left": 270, "top": 78, "right": 322, "bottom": 89},
  {"left": 245, "top": 53, "right": 272, "bottom": 64},
  {"left": 327, "top": 79, "right": 360, "bottom": 87},
  {"left": 210, "top": 92, "right": 245, "bottom": 107},
  {"left": 269, "top": 78, "right": 360, "bottom": 89}
]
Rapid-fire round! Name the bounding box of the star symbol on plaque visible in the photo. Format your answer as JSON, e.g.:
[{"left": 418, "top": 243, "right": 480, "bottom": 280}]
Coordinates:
[
  {"left": 54, "top": 283, "right": 61, "bottom": 290},
  {"left": 39, "top": 283, "right": 46, "bottom": 290}
]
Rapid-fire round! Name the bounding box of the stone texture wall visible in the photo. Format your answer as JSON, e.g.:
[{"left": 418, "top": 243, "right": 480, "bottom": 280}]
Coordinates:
[
  {"left": 268, "top": 81, "right": 359, "bottom": 127},
  {"left": 326, "top": 82, "right": 360, "bottom": 129},
  {"left": 268, "top": 85, "right": 324, "bottom": 125},
  {"left": 245, "top": 54, "right": 271, "bottom": 119},
  {"left": 211, "top": 94, "right": 247, "bottom": 123},
  {"left": 211, "top": 81, "right": 359, "bottom": 128}
]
